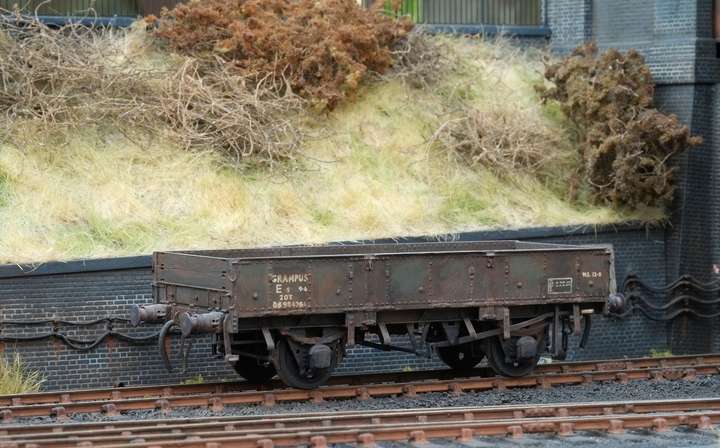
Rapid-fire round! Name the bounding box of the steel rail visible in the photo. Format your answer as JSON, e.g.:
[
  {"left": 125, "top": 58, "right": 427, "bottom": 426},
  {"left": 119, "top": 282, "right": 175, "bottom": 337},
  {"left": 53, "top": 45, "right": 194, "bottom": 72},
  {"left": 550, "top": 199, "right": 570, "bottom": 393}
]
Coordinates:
[
  {"left": 2, "top": 353, "right": 718, "bottom": 408},
  {"left": 1, "top": 398, "right": 720, "bottom": 447},
  {"left": 1, "top": 361, "right": 717, "bottom": 422},
  {"left": 102, "top": 411, "right": 717, "bottom": 448}
]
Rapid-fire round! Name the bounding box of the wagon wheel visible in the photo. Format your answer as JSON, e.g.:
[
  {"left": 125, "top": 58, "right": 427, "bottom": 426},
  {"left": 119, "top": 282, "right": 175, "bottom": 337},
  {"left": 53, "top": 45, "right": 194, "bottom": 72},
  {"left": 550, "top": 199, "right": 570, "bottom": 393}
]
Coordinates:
[
  {"left": 275, "top": 337, "right": 338, "bottom": 389},
  {"left": 486, "top": 333, "right": 544, "bottom": 378},
  {"left": 233, "top": 357, "right": 276, "bottom": 384},
  {"left": 437, "top": 342, "right": 484, "bottom": 370}
]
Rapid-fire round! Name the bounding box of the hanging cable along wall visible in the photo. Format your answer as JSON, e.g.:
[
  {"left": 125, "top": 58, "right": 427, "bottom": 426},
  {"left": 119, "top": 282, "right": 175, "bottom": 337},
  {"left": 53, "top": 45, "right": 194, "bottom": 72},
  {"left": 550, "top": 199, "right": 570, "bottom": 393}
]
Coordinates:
[
  {"left": 615, "top": 274, "right": 720, "bottom": 321},
  {"left": 0, "top": 317, "right": 163, "bottom": 351}
]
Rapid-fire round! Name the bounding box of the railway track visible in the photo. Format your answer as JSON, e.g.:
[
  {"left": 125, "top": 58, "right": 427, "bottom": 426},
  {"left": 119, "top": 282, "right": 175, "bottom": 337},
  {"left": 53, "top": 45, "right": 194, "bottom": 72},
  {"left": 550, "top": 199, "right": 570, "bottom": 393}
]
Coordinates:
[
  {"left": 1, "top": 353, "right": 719, "bottom": 422},
  {"left": 0, "top": 398, "right": 718, "bottom": 447}
]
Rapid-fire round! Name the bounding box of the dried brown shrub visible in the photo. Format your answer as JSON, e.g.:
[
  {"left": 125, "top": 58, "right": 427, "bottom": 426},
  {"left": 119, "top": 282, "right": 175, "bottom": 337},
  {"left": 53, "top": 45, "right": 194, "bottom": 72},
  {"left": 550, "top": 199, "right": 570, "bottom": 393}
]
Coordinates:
[
  {"left": 153, "top": 0, "right": 413, "bottom": 108},
  {"left": 440, "top": 106, "right": 567, "bottom": 175},
  {"left": 537, "top": 42, "right": 702, "bottom": 208},
  {"left": 0, "top": 12, "right": 301, "bottom": 164}
]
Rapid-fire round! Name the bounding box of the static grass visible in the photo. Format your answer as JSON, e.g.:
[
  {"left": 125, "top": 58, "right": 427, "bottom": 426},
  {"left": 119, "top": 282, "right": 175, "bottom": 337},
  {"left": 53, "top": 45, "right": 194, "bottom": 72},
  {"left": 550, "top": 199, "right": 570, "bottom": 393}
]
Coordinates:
[
  {"left": 0, "top": 353, "right": 44, "bottom": 395},
  {"left": 0, "top": 165, "right": 9, "bottom": 208},
  {"left": 650, "top": 348, "right": 673, "bottom": 358},
  {"left": 0, "top": 37, "right": 664, "bottom": 263}
]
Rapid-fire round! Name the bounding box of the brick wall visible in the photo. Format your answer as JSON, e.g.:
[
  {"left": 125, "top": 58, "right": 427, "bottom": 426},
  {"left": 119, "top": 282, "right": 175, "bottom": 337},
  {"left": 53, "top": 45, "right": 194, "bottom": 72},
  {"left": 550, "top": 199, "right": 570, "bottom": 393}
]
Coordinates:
[
  {"left": 713, "top": 84, "right": 720, "bottom": 353},
  {"left": 547, "top": 0, "right": 720, "bottom": 354},
  {"left": 0, "top": 269, "right": 235, "bottom": 388},
  {"left": 592, "top": 0, "right": 654, "bottom": 47},
  {"left": 546, "top": 0, "right": 591, "bottom": 52},
  {"left": 1, "top": 225, "right": 670, "bottom": 391}
]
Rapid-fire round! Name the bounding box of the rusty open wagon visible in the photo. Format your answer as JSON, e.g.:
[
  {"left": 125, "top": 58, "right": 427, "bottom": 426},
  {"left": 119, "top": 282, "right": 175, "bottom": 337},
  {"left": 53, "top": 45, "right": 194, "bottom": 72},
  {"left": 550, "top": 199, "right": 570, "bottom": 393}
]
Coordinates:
[{"left": 130, "top": 241, "right": 621, "bottom": 389}]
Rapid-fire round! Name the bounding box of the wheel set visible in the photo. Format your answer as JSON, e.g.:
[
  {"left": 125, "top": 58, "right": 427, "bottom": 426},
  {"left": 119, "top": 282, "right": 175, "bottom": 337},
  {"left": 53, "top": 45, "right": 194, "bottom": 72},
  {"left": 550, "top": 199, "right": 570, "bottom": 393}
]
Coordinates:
[
  {"left": 275, "top": 338, "right": 342, "bottom": 389},
  {"left": 436, "top": 339, "right": 543, "bottom": 377},
  {"left": 229, "top": 333, "right": 344, "bottom": 389},
  {"left": 232, "top": 324, "right": 544, "bottom": 388}
]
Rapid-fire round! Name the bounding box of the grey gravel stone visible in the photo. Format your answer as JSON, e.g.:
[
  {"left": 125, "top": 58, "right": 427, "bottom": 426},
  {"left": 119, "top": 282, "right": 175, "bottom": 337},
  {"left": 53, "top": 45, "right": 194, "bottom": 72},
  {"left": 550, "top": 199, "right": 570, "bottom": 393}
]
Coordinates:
[
  {"left": 312, "top": 428, "right": 719, "bottom": 448},
  {"left": 6, "top": 375, "right": 720, "bottom": 448}
]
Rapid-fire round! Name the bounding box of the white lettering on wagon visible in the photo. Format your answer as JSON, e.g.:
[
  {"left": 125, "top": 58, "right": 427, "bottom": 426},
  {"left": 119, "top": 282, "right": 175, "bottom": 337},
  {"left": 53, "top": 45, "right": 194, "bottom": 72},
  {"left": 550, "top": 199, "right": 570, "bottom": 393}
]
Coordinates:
[
  {"left": 272, "top": 273, "right": 310, "bottom": 284},
  {"left": 271, "top": 272, "right": 310, "bottom": 309}
]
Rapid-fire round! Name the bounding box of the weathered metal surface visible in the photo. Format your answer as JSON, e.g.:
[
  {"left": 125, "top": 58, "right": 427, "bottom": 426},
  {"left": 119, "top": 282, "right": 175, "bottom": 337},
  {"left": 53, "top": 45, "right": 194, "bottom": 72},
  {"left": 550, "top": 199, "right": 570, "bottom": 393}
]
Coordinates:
[
  {"left": 153, "top": 241, "right": 615, "bottom": 319},
  {"left": 128, "top": 303, "right": 169, "bottom": 327}
]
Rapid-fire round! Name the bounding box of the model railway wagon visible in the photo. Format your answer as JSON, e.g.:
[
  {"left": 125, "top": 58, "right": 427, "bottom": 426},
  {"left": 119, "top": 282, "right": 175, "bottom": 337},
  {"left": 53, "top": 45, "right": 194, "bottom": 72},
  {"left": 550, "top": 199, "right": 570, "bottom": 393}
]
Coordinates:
[{"left": 130, "top": 241, "right": 622, "bottom": 389}]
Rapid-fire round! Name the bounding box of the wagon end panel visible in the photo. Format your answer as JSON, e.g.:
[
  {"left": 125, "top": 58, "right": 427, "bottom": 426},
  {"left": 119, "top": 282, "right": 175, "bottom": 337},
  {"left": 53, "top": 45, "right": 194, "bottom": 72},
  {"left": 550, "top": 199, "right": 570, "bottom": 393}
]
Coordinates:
[{"left": 153, "top": 252, "right": 233, "bottom": 310}]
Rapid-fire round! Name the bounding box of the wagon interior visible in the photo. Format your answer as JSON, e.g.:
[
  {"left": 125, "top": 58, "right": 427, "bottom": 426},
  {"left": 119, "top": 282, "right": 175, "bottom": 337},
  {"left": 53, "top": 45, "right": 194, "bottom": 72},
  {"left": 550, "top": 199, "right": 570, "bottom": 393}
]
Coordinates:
[{"left": 169, "top": 240, "right": 604, "bottom": 260}]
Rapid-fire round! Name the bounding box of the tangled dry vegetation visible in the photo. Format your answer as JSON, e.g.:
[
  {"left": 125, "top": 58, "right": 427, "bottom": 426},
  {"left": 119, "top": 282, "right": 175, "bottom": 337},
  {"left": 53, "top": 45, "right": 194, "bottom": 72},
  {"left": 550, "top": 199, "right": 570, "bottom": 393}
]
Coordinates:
[
  {"left": 385, "top": 31, "right": 448, "bottom": 88},
  {"left": 439, "top": 104, "right": 569, "bottom": 178},
  {"left": 152, "top": 0, "right": 413, "bottom": 109},
  {"left": 537, "top": 43, "right": 702, "bottom": 208},
  {"left": 0, "top": 11, "right": 301, "bottom": 164},
  {"left": 435, "top": 39, "right": 574, "bottom": 189}
]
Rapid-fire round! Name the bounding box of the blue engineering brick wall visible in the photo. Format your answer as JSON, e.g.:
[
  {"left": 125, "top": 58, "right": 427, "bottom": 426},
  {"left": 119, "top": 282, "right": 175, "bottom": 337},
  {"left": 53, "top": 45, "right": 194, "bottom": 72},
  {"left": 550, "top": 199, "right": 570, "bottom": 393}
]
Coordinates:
[
  {"left": 546, "top": 0, "right": 591, "bottom": 52},
  {"left": 547, "top": 0, "right": 720, "bottom": 354},
  {"left": 0, "top": 270, "right": 235, "bottom": 388},
  {"left": 0, "top": 225, "right": 669, "bottom": 391}
]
